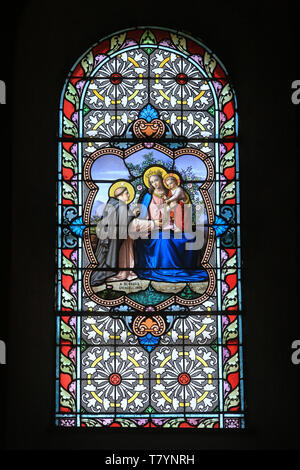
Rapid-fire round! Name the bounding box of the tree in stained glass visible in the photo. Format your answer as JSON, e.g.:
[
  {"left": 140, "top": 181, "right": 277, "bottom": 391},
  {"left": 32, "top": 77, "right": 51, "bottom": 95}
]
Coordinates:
[{"left": 56, "top": 27, "right": 244, "bottom": 429}]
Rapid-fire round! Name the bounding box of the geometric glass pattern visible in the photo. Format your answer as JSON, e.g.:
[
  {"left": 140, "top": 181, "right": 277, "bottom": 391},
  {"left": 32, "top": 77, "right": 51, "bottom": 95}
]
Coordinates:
[{"left": 56, "top": 27, "right": 245, "bottom": 429}]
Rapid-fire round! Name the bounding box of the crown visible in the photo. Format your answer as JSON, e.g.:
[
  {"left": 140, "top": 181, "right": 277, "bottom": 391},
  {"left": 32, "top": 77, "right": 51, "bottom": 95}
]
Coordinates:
[{"left": 146, "top": 169, "right": 164, "bottom": 178}]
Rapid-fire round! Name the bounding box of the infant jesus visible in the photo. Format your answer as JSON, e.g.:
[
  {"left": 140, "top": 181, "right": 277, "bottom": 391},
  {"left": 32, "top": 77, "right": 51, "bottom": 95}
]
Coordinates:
[{"left": 162, "top": 174, "right": 188, "bottom": 231}]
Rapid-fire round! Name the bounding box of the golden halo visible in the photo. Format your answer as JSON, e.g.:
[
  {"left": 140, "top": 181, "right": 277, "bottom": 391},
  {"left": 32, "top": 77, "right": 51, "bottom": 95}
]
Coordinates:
[
  {"left": 109, "top": 181, "right": 135, "bottom": 204},
  {"left": 143, "top": 166, "right": 168, "bottom": 188},
  {"left": 163, "top": 172, "right": 181, "bottom": 188}
]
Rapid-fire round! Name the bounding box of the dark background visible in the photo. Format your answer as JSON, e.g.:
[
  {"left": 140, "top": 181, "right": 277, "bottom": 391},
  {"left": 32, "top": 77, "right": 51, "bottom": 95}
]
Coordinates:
[{"left": 1, "top": 0, "right": 299, "bottom": 454}]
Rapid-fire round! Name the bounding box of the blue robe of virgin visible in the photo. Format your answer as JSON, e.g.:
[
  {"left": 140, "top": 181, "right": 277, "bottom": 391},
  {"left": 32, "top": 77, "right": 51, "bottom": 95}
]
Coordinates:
[{"left": 134, "top": 193, "right": 208, "bottom": 283}]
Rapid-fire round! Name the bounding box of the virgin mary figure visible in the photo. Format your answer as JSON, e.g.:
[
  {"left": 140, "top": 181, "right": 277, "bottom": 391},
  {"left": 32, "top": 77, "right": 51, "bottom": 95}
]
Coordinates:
[{"left": 134, "top": 167, "right": 208, "bottom": 283}]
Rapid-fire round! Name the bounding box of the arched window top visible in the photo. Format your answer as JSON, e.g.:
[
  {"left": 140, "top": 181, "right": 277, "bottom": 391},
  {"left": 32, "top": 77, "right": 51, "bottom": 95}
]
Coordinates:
[
  {"left": 59, "top": 27, "right": 237, "bottom": 144},
  {"left": 67, "top": 27, "right": 230, "bottom": 79}
]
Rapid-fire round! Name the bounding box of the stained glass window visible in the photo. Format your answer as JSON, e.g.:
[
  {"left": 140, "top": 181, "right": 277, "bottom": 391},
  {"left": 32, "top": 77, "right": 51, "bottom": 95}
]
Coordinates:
[{"left": 56, "top": 27, "right": 244, "bottom": 429}]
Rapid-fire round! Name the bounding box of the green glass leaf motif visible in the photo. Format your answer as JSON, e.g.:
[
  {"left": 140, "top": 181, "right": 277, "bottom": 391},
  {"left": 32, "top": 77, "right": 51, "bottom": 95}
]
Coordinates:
[
  {"left": 222, "top": 286, "right": 238, "bottom": 310},
  {"left": 227, "top": 253, "right": 237, "bottom": 267},
  {"left": 222, "top": 253, "right": 237, "bottom": 271},
  {"left": 208, "top": 105, "right": 215, "bottom": 116},
  {"left": 223, "top": 318, "right": 238, "bottom": 343},
  {"left": 170, "top": 33, "right": 188, "bottom": 54},
  {"left": 62, "top": 287, "right": 77, "bottom": 311},
  {"left": 220, "top": 181, "right": 235, "bottom": 204},
  {"left": 81, "top": 50, "right": 94, "bottom": 76},
  {"left": 108, "top": 32, "right": 127, "bottom": 56},
  {"left": 219, "top": 83, "right": 234, "bottom": 109},
  {"left": 83, "top": 104, "right": 90, "bottom": 116},
  {"left": 220, "top": 147, "right": 235, "bottom": 172},
  {"left": 198, "top": 418, "right": 219, "bottom": 428},
  {"left": 62, "top": 147, "right": 77, "bottom": 172},
  {"left": 81, "top": 338, "right": 87, "bottom": 353},
  {"left": 144, "top": 405, "right": 156, "bottom": 413},
  {"left": 210, "top": 338, "right": 218, "bottom": 353},
  {"left": 140, "top": 29, "right": 157, "bottom": 55},
  {"left": 62, "top": 254, "right": 77, "bottom": 277},
  {"left": 60, "top": 386, "right": 76, "bottom": 412},
  {"left": 60, "top": 353, "right": 76, "bottom": 379},
  {"left": 115, "top": 419, "right": 138, "bottom": 428},
  {"left": 60, "top": 319, "right": 76, "bottom": 345},
  {"left": 223, "top": 351, "right": 239, "bottom": 379},
  {"left": 62, "top": 181, "right": 78, "bottom": 204},
  {"left": 65, "top": 82, "right": 79, "bottom": 110},
  {"left": 222, "top": 267, "right": 235, "bottom": 280},
  {"left": 220, "top": 116, "right": 235, "bottom": 138},
  {"left": 63, "top": 115, "right": 78, "bottom": 138},
  {"left": 204, "top": 52, "right": 217, "bottom": 77},
  {"left": 81, "top": 419, "right": 103, "bottom": 427},
  {"left": 224, "top": 385, "right": 240, "bottom": 411},
  {"left": 162, "top": 418, "right": 183, "bottom": 428}
]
